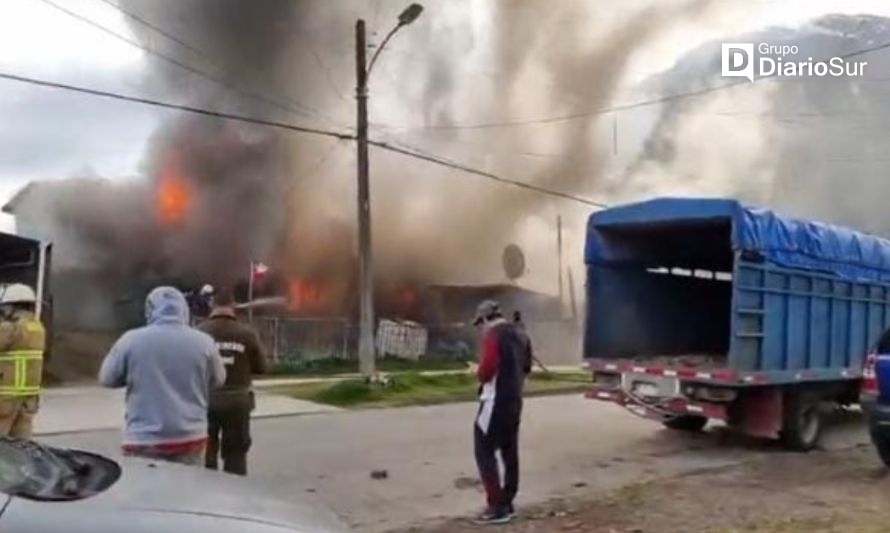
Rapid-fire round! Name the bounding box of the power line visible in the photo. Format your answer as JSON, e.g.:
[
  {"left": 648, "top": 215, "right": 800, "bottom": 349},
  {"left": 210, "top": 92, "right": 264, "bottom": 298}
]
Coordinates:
[
  {"left": 380, "top": 38, "right": 890, "bottom": 131},
  {"left": 93, "top": 0, "right": 210, "bottom": 65},
  {"left": 368, "top": 140, "right": 608, "bottom": 208},
  {"left": 0, "top": 71, "right": 604, "bottom": 209},
  {"left": 301, "top": 141, "right": 346, "bottom": 178},
  {"left": 0, "top": 71, "right": 353, "bottom": 140},
  {"left": 37, "top": 0, "right": 333, "bottom": 124},
  {"left": 307, "top": 45, "right": 351, "bottom": 102}
]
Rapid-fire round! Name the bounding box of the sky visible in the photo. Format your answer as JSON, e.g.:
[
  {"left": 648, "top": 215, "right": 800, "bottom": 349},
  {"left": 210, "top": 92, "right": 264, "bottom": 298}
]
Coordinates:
[{"left": 1, "top": 0, "right": 890, "bottom": 237}]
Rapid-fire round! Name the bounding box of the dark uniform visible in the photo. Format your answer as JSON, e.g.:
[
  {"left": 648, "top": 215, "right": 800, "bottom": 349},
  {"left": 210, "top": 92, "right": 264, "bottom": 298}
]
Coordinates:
[{"left": 198, "top": 309, "right": 267, "bottom": 475}]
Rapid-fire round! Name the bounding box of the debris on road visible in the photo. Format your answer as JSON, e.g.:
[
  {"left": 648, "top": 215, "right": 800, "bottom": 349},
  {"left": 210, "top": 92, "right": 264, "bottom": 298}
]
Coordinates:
[
  {"left": 390, "top": 444, "right": 890, "bottom": 533},
  {"left": 453, "top": 476, "right": 481, "bottom": 490}
]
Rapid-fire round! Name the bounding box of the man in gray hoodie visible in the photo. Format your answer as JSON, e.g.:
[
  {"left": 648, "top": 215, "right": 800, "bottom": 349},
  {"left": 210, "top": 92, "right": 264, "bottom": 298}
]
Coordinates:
[{"left": 99, "top": 286, "right": 226, "bottom": 465}]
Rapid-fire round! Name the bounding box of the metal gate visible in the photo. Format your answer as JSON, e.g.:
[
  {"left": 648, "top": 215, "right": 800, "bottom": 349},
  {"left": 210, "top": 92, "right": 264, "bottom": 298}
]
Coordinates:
[{"left": 253, "top": 317, "right": 350, "bottom": 363}]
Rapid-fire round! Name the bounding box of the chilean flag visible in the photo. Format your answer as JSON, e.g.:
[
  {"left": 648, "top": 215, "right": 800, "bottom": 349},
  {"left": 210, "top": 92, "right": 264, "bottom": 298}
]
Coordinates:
[{"left": 252, "top": 261, "right": 270, "bottom": 280}]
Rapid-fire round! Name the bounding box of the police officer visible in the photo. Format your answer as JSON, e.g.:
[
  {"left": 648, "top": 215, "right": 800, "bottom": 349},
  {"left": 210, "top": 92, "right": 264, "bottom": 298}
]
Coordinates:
[
  {"left": 198, "top": 287, "right": 267, "bottom": 475},
  {"left": 0, "top": 284, "right": 46, "bottom": 439}
]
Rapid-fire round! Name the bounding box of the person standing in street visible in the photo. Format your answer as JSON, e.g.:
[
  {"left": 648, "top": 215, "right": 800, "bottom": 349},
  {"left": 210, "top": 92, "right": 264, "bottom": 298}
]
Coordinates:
[
  {"left": 198, "top": 287, "right": 267, "bottom": 476},
  {"left": 0, "top": 284, "right": 45, "bottom": 439},
  {"left": 99, "top": 286, "right": 225, "bottom": 466},
  {"left": 472, "top": 300, "right": 532, "bottom": 525}
]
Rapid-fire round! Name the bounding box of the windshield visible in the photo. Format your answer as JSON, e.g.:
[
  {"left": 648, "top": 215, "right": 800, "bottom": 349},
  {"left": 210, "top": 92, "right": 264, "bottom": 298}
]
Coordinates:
[{"left": 0, "top": 438, "right": 121, "bottom": 501}]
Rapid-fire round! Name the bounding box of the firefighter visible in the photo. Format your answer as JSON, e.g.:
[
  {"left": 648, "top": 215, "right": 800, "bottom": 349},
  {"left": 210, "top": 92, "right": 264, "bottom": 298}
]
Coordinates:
[
  {"left": 0, "top": 283, "right": 46, "bottom": 439},
  {"left": 472, "top": 300, "right": 532, "bottom": 525},
  {"left": 198, "top": 287, "right": 267, "bottom": 475}
]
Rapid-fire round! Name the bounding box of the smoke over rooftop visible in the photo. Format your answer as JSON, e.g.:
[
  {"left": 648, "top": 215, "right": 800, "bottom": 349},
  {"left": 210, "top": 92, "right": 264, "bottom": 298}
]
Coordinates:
[
  {"left": 618, "top": 14, "right": 890, "bottom": 235},
  {"left": 10, "top": 0, "right": 725, "bottom": 328}
]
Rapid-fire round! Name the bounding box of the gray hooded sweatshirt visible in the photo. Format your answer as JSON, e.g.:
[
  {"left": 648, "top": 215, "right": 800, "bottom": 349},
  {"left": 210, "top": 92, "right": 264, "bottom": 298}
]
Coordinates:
[{"left": 99, "top": 286, "right": 226, "bottom": 447}]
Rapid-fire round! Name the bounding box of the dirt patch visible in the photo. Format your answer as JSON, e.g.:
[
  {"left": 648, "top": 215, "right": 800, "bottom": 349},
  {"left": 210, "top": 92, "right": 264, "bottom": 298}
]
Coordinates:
[{"left": 395, "top": 444, "right": 890, "bottom": 533}]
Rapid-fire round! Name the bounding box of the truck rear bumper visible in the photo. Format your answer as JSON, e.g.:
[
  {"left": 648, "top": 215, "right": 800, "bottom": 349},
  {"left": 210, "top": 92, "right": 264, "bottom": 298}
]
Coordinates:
[
  {"left": 586, "top": 359, "right": 861, "bottom": 386},
  {"left": 587, "top": 386, "right": 728, "bottom": 422}
]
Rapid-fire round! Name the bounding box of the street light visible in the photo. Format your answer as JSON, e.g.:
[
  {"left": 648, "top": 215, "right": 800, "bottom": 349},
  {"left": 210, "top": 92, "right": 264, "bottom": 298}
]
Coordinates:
[{"left": 355, "top": 4, "right": 423, "bottom": 378}]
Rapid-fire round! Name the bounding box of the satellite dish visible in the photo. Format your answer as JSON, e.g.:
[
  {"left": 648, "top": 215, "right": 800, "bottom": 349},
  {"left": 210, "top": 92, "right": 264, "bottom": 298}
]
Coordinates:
[{"left": 502, "top": 244, "right": 526, "bottom": 281}]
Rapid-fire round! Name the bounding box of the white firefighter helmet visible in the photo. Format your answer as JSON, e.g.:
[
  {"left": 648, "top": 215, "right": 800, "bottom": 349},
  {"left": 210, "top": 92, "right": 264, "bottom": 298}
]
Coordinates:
[
  {"left": 0, "top": 283, "right": 37, "bottom": 305},
  {"left": 200, "top": 284, "right": 215, "bottom": 296}
]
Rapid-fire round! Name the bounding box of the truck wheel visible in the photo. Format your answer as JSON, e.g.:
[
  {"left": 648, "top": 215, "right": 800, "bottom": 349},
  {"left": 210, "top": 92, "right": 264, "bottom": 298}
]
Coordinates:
[
  {"left": 780, "top": 393, "right": 823, "bottom": 451},
  {"left": 663, "top": 415, "right": 708, "bottom": 432}
]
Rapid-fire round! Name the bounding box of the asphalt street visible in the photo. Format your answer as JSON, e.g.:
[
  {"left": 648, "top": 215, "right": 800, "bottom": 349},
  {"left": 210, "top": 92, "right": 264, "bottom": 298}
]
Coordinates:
[{"left": 38, "top": 394, "right": 870, "bottom": 532}]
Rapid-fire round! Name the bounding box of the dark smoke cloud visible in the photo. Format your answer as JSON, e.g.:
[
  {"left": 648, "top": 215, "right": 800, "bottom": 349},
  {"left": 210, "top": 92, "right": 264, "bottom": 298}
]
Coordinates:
[
  {"left": 370, "top": 0, "right": 722, "bottom": 287},
  {"left": 14, "top": 0, "right": 724, "bottom": 328}
]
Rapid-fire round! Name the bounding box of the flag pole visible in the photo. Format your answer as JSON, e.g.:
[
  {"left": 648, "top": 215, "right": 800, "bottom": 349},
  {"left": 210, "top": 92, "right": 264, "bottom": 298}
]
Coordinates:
[{"left": 248, "top": 260, "right": 255, "bottom": 324}]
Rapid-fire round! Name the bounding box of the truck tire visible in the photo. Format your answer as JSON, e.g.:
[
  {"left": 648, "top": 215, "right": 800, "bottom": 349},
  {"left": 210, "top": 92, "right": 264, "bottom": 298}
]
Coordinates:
[
  {"left": 663, "top": 415, "right": 708, "bottom": 432},
  {"left": 780, "top": 393, "right": 822, "bottom": 451}
]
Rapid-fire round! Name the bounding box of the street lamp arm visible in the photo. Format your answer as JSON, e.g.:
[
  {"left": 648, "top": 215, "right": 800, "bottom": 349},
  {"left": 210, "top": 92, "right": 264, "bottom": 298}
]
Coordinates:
[{"left": 366, "top": 23, "right": 403, "bottom": 77}]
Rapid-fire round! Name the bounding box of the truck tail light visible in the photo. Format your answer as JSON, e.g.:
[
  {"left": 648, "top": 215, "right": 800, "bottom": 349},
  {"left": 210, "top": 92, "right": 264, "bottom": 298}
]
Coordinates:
[{"left": 863, "top": 352, "right": 878, "bottom": 395}]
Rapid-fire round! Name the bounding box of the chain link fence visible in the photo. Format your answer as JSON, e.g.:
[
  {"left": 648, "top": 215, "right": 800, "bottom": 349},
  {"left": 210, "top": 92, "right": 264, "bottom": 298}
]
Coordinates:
[
  {"left": 253, "top": 317, "right": 351, "bottom": 364},
  {"left": 252, "top": 316, "right": 581, "bottom": 369}
]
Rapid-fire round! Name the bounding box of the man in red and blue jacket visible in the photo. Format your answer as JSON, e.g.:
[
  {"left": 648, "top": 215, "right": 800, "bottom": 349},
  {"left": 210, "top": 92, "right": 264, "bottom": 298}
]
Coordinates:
[{"left": 472, "top": 300, "right": 533, "bottom": 525}]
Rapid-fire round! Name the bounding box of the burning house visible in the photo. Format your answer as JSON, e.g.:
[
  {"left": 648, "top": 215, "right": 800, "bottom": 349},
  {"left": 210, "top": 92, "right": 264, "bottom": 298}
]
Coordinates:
[{"left": 2, "top": 0, "right": 633, "bottom": 377}]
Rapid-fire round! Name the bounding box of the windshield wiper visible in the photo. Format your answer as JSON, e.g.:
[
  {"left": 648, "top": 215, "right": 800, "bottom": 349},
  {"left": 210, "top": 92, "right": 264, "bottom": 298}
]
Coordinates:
[
  {"left": 51, "top": 449, "right": 93, "bottom": 497},
  {"left": 1, "top": 439, "right": 85, "bottom": 500}
]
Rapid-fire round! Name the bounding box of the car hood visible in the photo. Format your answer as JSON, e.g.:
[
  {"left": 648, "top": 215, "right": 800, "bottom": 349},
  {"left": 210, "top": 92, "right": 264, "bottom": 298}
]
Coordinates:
[{"left": 0, "top": 457, "right": 348, "bottom": 533}]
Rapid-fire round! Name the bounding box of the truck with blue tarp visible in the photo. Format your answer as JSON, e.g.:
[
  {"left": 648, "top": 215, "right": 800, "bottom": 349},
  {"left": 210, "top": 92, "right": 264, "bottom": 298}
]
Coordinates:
[{"left": 585, "top": 197, "right": 890, "bottom": 450}]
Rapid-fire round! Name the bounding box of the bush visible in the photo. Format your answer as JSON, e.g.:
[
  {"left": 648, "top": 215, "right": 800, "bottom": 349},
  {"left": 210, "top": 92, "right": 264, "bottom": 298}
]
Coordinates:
[
  {"left": 314, "top": 380, "right": 381, "bottom": 406},
  {"left": 268, "top": 357, "right": 356, "bottom": 376},
  {"left": 267, "top": 354, "right": 472, "bottom": 376}
]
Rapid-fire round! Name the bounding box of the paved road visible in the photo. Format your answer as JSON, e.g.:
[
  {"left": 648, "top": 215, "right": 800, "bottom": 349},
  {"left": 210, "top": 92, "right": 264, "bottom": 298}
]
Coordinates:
[
  {"left": 35, "top": 386, "right": 340, "bottom": 435},
  {"left": 37, "top": 395, "right": 870, "bottom": 532}
]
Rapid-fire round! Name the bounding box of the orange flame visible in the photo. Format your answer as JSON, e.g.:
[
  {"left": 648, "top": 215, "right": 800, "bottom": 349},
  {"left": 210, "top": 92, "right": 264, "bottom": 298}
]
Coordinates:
[
  {"left": 288, "top": 278, "right": 332, "bottom": 313},
  {"left": 156, "top": 158, "right": 191, "bottom": 224}
]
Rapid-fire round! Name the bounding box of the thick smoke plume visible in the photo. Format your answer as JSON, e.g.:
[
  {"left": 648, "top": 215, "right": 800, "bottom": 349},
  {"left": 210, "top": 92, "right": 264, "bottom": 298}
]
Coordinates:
[
  {"left": 620, "top": 14, "right": 890, "bottom": 234},
  {"left": 15, "top": 0, "right": 721, "bottom": 328}
]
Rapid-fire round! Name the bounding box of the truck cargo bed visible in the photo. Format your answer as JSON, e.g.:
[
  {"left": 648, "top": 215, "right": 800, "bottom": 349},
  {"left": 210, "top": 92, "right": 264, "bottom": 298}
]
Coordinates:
[{"left": 584, "top": 198, "right": 890, "bottom": 385}]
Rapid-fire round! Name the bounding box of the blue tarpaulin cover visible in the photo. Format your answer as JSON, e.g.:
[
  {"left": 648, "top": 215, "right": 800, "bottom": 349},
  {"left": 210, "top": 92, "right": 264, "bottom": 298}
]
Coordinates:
[{"left": 586, "top": 197, "right": 890, "bottom": 283}]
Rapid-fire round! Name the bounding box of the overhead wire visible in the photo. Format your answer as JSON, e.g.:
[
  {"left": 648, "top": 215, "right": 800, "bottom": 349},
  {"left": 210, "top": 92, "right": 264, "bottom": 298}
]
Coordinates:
[
  {"left": 25, "top": 0, "right": 890, "bottom": 211},
  {"left": 368, "top": 139, "right": 608, "bottom": 208},
  {"left": 27, "top": 0, "right": 613, "bottom": 208},
  {"left": 92, "top": 0, "right": 213, "bottom": 65},
  {"left": 0, "top": 72, "right": 353, "bottom": 140},
  {"left": 377, "top": 37, "right": 890, "bottom": 131},
  {"left": 0, "top": 72, "right": 607, "bottom": 209},
  {"left": 37, "top": 0, "right": 338, "bottom": 126}
]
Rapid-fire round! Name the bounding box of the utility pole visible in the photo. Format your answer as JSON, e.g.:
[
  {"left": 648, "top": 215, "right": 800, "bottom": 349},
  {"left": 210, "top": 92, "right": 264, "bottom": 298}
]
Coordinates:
[
  {"left": 247, "top": 260, "right": 255, "bottom": 324},
  {"left": 355, "top": 18, "right": 375, "bottom": 377},
  {"left": 352, "top": 4, "right": 423, "bottom": 379},
  {"left": 557, "top": 215, "right": 564, "bottom": 309},
  {"left": 567, "top": 267, "right": 578, "bottom": 322}
]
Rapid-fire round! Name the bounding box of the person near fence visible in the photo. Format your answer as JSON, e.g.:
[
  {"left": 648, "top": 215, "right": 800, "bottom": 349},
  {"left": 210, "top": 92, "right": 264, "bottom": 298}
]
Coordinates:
[
  {"left": 99, "top": 286, "right": 226, "bottom": 466},
  {"left": 198, "top": 287, "right": 268, "bottom": 475},
  {"left": 471, "top": 300, "right": 532, "bottom": 525}
]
